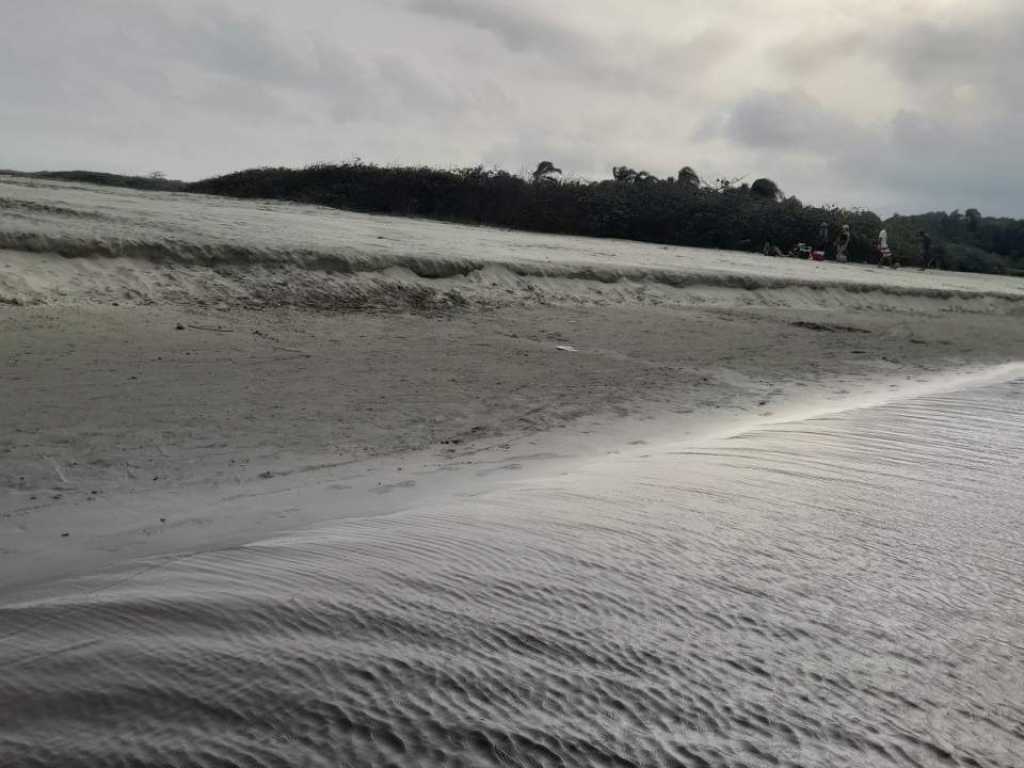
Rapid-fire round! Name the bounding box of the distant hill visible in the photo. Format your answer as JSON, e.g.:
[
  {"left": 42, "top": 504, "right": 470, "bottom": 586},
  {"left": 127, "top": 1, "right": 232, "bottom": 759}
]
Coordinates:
[{"left": 1, "top": 169, "right": 186, "bottom": 193}]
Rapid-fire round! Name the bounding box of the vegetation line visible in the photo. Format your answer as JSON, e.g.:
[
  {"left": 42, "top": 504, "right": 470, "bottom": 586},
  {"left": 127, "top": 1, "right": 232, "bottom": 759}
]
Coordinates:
[{"left": 5, "top": 162, "right": 1021, "bottom": 276}]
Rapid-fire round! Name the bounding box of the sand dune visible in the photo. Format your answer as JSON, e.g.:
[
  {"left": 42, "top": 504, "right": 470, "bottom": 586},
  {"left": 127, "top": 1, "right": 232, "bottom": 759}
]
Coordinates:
[{"left": 4, "top": 173, "right": 1024, "bottom": 314}]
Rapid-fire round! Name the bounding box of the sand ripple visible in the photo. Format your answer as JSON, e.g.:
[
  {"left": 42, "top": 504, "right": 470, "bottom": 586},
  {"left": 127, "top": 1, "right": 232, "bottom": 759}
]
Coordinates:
[{"left": 2, "top": 382, "right": 1023, "bottom": 767}]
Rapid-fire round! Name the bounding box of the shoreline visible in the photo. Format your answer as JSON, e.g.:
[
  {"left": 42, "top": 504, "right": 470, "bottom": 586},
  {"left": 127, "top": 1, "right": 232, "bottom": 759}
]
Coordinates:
[
  {"left": 4, "top": 297, "right": 1024, "bottom": 596},
  {"left": 4, "top": 176, "right": 1024, "bottom": 595}
]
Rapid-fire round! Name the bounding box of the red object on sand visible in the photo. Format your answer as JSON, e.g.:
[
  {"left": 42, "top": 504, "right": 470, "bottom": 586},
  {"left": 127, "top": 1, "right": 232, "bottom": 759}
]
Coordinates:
[{"left": 811, "top": 250, "right": 825, "bottom": 261}]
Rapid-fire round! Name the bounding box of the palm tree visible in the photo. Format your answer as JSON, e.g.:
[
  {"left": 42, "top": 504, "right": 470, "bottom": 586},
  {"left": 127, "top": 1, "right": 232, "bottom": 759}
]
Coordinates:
[
  {"left": 531, "top": 161, "right": 562, "bottom": 184},
  {"left": 677, "top": 166, "right": 700, "bottom": 187},
  {"left": 612, "top": 166, "right": 638, "bottom": 183},
  {"left": 751, "top": 177, "right": 783, "bottom": 201},
  {"left": 612, "top": 166, "right": 657, "bottom": 184},
  {"left": 965, "top": 208, "right": 982, "bottom": 232}
]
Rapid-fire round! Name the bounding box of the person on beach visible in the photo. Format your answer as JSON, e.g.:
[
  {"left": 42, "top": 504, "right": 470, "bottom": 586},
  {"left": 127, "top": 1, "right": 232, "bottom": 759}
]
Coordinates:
[
  {"left": 877, "top": 228, "right": 895, "bottom": 268},
  {"left": 835, "top": 224, "right": 851, "bottom": 263},
  {"left": 817, "top": 222, "right": 830, "bottom": 253},
  {"left": 919, "top": 230, "right": 936, "bottom": 269}
]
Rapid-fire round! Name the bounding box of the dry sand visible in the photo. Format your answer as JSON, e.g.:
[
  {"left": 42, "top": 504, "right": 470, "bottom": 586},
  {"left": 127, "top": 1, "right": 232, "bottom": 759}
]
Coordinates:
[{"left": 4, "top": 294, "right": 1024, "bottom": 594}]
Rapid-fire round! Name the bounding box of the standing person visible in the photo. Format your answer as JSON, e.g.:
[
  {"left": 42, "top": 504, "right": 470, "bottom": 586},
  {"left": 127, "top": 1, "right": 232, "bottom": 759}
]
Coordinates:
[
  {"left": 835, "top": 224, "right": 851, "bottom": 263},
  {"left": 817, "top": 221, "right": 830, "bottom": 252},
  {"left": 878, "top": 228, "right": 895, "bottom": 267},
  {"left": 919, "top": 230, "right": 936, "bottom": 269}
]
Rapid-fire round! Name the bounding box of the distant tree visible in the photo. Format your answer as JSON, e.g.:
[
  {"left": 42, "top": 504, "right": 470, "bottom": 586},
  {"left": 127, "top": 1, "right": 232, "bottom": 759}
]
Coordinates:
[
  {"left": 612, "top": 166, "right": 638, "bottom": 183},
  {"left": 612, "top": 166, "right": 658, "bottom": 184},
  {"left": 531, "top": 161, "right": 562, "bottom": 184},
  {"left": 184, "top": 161, "right": 1020, "bottom": 276},
  {"left": 149, "top": 171, "right": 166, "bottom": 180},
  {"left": 965, "top": 208, "right": 982, "bottom": 232},
  {"left": 677, "top": 166, "right": 700, "bottom": 187},
  {"left": 751, "top": 177, "right": 783, "bottom": 201},
  {"left": 713, "top": 176, "right": 746, "bottom": 192}
]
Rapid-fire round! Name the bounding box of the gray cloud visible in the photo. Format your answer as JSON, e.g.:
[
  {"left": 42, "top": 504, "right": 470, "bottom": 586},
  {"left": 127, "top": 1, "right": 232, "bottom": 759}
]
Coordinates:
[
  {"left": 707, "top": 90, "right": 863, "bottom": 153},
  {"left": 2, "top": 0, "right": 1023, "bottom": 216},
  {"left": 769, "top": 31, "right": 868, "bottom": 77},
  {"left": 703, "top": 89, "right": 1024, "bottom": 216},
  {"left": 410, "top": 0, "right": 584, "bottom": 55},
  {"left": 879, "top": 14, "right": 1021, "bottom": 87},
  {"left": 407, "top": 0, "right": 734, "bottom": 95}
]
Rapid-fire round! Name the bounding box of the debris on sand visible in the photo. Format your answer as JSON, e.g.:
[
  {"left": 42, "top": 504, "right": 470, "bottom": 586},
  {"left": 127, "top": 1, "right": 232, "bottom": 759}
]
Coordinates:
[
  {"left": 188, "top": 324, "right": 233, "bottom": 334},
  {"left": 790, "top": 321, "right": 870, "bottom": 334}
]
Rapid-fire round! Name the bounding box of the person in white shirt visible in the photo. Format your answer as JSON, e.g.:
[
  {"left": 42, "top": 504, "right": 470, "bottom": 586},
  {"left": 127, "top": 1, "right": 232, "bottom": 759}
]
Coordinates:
[
  {"left": 877, "top": 228, "right": 894, "bottom": 267},
  {"left": 835, "top": 224, "right": 851, "bottom": 263}
]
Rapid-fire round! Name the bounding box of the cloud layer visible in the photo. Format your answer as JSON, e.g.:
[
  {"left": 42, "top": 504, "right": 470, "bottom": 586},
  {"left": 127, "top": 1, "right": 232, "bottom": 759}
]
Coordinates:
[{"left": 2, "top": 0, "right": 1021, "bottom": 215}]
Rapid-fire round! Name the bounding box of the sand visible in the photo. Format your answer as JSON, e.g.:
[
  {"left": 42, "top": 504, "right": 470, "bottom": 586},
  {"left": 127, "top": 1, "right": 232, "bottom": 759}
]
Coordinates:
[
  {"left": 4, "top": 294, "right": 1024, "bottom": 595},
  {"left": 4, "top": 174, "right": 1024, "bottom": 593}
]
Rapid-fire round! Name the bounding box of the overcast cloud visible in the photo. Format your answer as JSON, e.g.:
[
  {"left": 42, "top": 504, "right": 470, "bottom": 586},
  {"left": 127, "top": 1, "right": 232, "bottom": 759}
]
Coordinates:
[{"left": 2, "top": 0, "right": 1021, "bottom": 215}]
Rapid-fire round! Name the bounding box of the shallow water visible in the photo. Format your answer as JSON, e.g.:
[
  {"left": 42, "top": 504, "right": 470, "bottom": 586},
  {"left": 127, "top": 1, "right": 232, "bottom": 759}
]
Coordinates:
[{"left": 2, "top": 376, "right": 1023, "bottom": 767}]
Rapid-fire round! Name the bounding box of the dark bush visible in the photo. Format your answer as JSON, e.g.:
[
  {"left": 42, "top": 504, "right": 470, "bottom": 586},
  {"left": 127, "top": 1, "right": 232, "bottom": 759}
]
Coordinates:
[
  {"left": 26, "top": 161, "right": 1021, "bottom": 275},
  {"left": 188, "top": 162, "right": 888, "bottom": 262}
]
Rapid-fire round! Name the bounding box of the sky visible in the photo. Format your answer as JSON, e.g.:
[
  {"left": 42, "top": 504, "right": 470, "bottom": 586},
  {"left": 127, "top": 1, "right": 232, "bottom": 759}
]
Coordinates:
[{"left": 2, "top": 0, "right": 1022, "bottom": 216}]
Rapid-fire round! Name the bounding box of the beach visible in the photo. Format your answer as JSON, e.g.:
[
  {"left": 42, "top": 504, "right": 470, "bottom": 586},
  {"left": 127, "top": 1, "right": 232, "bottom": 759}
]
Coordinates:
[
  {"left": 4, "top": 176, "right": 1024, "bottom": 767},
  {"left": 3, "top": 175, "right": 1024, "bottom": 591},
  {"left": 5, "top": 297, "right": 1024, "bottom": 593}
]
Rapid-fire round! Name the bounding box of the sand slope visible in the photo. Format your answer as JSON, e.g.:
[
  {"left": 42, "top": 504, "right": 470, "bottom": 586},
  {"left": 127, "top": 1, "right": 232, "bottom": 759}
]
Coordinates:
[{"left": 4, "top": 173, "right": 1024, "bottom": 315}]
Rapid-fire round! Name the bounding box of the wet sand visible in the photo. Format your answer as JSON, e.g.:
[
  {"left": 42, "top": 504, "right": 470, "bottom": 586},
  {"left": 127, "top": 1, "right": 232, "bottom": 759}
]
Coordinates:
[
  {"left": 4, "top": 298, "right": 1024, "bottom": 592},
  {"left": 5, "top": 374, "right": 1024, "bottom": 768}
]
